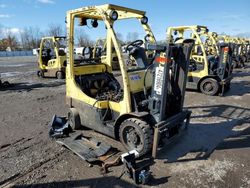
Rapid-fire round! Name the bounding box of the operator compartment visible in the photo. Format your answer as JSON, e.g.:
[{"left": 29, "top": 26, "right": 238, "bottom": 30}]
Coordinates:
[
  {"left": 75, "top": 71, "right": 123, "bottom": 102},
  {"left": 67, "top": 4, "right": 159, "bottom": 112}
]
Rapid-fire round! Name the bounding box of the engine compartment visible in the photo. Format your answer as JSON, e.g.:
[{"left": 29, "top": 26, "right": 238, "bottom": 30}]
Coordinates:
[{"left": 75, "top": 73, "right": 123, "bottom": 102}]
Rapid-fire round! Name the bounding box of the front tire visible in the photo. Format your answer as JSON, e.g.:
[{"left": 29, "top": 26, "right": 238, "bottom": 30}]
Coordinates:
[
  {"left": 199, "top": 78, "right": 219, "bottom": 96},
  {"left": 56, "top": 71, "right": 64, "bottom": 79},
  {"left": 119, "top": 118, "right": 153, "bottom": 156},
  {"left": 37, "top": 70, "right": 44, "bottom": 78}
]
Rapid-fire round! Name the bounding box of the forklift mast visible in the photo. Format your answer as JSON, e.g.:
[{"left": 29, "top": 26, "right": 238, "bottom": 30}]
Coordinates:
[
  {"left": 149, "top": 39, "right": 194, "bottom": 123},
  {"left": 217, "top": 43, "right": 234, "bottom": 81}
]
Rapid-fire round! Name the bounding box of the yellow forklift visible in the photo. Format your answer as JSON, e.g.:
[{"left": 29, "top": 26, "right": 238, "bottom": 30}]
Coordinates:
[
  {"left": 217, "top": 35, "right": 242, "bottom": 68},
  {"left": 240, "top": 38, "right": 250, "bottom": 65},
  {"left": 37, "top": 36, "right": 67, "bottom": 79},
  {"left": 65, "top": 4, "right": 194, "bottom": 159},
  {"left": 167, "top": 25, "right": 233, "bottom": 96},
  {"left": 229, "top": 37, "right": 246, "bottom": 68}
]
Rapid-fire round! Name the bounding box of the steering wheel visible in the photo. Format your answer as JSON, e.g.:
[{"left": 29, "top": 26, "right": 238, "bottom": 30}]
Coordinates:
[{"left": 125, "top": 39, "right": 143, "bottom": 52}]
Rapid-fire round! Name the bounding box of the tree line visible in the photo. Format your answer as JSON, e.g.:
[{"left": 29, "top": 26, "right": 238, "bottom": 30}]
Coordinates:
[
  {"left": 0, "top": 24, "right": 66, "bottom": 51},
  {"left": 0, "top": 23, "right": 141, "bottom": 51}
]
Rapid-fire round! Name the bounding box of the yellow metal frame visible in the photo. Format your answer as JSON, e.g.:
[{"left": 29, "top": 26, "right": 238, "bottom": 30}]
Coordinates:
[
  {"left": 207, "top": 32, "right": 219, "bottom": 55},
  {"left": 166, "top": 25, "right": 213, "bottom": 79},
  {"left": 38, "top": 36, "right": 67, "bottom": 72},
  {"left": 66, "top": 4, "right": 156, "bottom": 114}
]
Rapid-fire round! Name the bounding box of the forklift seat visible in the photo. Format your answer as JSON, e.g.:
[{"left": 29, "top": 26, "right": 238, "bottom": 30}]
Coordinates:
[{"left": 129, "top": 47, "right": 148, "bottom": 68}]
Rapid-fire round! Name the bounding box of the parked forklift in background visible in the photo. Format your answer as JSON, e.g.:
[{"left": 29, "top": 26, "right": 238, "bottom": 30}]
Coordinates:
[
  {"left": 240, "top": 38, "right": 250, "bottom": 65},
  {"left": 167, "top": 25, "right": 233, "bottom": 96},
  {"left": 37, "top": 36, "right": 67, "bottom": 79},
  {"left": 229, "top": 37, "right": 246, "bottom": 68},
  {"left": 65, "top": 4, "right": 194, "bottom": 160}
]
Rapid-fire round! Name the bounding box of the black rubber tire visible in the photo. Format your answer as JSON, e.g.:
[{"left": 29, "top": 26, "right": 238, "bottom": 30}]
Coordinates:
[
  {"left": 68, "top": 108, "right": 81, "bottom": 130},
  {"left": 119, "top": 118, "right": 153, "bottom": 156},
  {"left": 3, "top": 81, "right": 10, "bottom": 87},
  {"left": 56, "top": 71, "right": 64, "bottom": 79},
  {"left": 199, "top": 78, "right": 219, "bottom": 96},
  {"left": 37, "top": 70, "right": 44, "bottom": 78}
]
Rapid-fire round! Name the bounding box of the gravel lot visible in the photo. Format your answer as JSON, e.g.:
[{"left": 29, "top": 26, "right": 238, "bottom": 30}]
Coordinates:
[{"left": 0, "top": 56, "right": 249, "bottom": 188}]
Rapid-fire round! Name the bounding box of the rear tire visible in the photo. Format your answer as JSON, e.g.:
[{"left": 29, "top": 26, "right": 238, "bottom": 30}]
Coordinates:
[
  {"left": 68, "top": 108, "right": 81, "bottom": 130},
  {"left": 199, "top": 78, "right": 219, "bottom": 96},
  {"left": 56, "top": 71, "right": 64, "bottom": 79},
  {"left": 37, "top": 70, "right": 44, "bottom": 78},
  {"left": 119, "top": 118, "right": 153, "bottom": 156}
]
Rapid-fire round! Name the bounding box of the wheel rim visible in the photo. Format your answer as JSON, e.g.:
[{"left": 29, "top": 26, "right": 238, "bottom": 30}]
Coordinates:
[
  {"left": 57, "top": 71, "right": 64, "bottom": 79},
  {"left": 201, "top": 79, "right": 219, "bottom": 95},
  {"left": 203, "top": 82, "right": 214, "bottom": 92},
  {"left": 122, "top": 126, "right": 143, "bottom": 151}
]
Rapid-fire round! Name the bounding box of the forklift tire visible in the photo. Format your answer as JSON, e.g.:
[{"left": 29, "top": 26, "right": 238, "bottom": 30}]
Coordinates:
[
  {"left": 56, "top": 71, "right": 64, "bottom": 79},
  {"left": 119, "top": 118, "right": 153, "bottom": 156},
  {"left": 37, "top": 70, "right": 44, "bottom": 78},
  {"left": 68, "top": 108, "right": 81, "bottom": 130},
  {"left": 200, "top": 78, "right": 219, "bottom": 96}
]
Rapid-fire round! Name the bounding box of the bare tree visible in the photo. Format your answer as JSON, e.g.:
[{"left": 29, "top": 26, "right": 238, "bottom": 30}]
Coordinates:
[
  {"left": 47, "top": 23, "right": 65, "bottom": 36},
  {"left": 116, "top": 32, "right": 124, "bottom": 43},
  {"left": 75, "top": 29, "right": 93, "bottom": 47},
  {"left": 20, "top": 26, "right": 42, "bottom": 50},
  {"left": 126, "top": 32, "right": 139, "bottom": 43},
  {"left": 0, "top": 31, "right": 19, "bottom": 51},
  {"left": 0, "top": 24, "right": 3, "bottom": 39},
  {"left": 115, "top": 32, "right": 126, "bottom": 46}
]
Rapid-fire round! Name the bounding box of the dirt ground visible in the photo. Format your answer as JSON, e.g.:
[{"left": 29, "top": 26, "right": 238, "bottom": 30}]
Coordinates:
[{"left": 0, "top": 56, "right": 250, "bottom": 188}]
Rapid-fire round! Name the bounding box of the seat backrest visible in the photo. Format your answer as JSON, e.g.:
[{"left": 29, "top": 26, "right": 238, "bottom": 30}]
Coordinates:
[{"left": 129, "top": 47, "right": 148, "bottom": 68}]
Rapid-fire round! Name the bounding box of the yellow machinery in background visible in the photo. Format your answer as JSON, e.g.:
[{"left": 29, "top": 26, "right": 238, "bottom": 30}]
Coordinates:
[
  {"left": 167, "top": 25, "right": 233, "bottom": 96},
  {"left": 228, "top": 37, "right": 246, "bottom": 68},
  {"left": 37, "top": 36, "right": 67, "bottom": 79}
]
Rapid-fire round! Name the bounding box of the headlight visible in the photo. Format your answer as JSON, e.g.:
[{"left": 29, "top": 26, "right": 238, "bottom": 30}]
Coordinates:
[
  {"left": 109, "top": 10, "right": 118, "bottom": 20},
  {"left": 140, "top": 16, "right": 148, "bottom": 24}
]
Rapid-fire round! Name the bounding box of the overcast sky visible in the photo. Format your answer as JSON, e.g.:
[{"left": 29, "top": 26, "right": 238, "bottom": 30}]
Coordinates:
[{"left": 0, "top": 0, "right": 250, "bottom": 39}]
